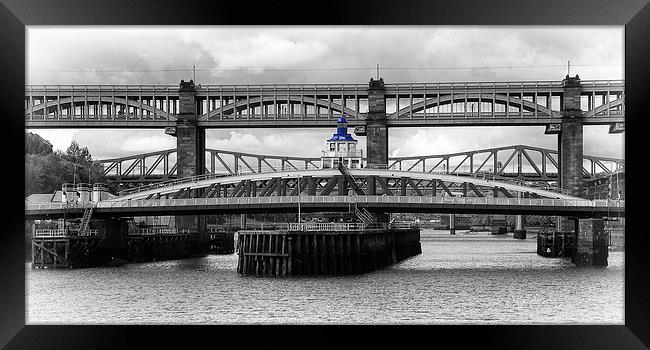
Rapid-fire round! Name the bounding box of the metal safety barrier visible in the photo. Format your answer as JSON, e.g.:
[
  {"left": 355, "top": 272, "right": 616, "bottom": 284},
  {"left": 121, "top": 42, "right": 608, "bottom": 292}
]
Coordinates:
[
  {"left": 33, "top": 229, "right": 67, "bottom": 238},
  {"left": 128, "top": 227, "right": 192, "bottom": 236},
  {"left": 286, "top": 222, "right": 364, "bottom": 231}
]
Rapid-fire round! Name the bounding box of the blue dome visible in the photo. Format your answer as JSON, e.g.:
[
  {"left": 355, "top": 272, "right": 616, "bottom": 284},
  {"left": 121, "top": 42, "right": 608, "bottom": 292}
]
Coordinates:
[
  {"left": 328, "top": 134, "right": 356, "bottom": 142},
  {"left": 328, "top": 116, "right": 356, "bottom": 142}
]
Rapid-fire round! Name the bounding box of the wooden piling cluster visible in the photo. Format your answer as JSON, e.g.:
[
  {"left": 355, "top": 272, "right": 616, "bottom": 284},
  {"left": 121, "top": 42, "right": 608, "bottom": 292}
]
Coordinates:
[
  {"left": 209, "top": 231, "right": 235, "bottom": 254},
  {"left": 31, "top": 216, "right": 214, "bottom": 268},
  {"left": 32, "top": 236, "right": 106, "bottom": 268},
  {"left": 491, "top": 216, "right": 508, "bottom": 235},
  {"left": 574, "top": 219, "right": 609, "bottom": 266},
  {"left": 513, "top": 229, "right": 527, "bottom": 239},
  {"left": 605, "top": 219, "right": 624, "bottom": 250},
  {"left": 536, "top": 231, "right": 574, "bottom": 257},
  {"left": 394, "top": 229, "right": 422, "bottom": 261},
  {"left": 127, "top": 234, "right": 192, "bottom": 262},
  {"left": 236, "top": 228, "right": 421, "bottom": 276}
]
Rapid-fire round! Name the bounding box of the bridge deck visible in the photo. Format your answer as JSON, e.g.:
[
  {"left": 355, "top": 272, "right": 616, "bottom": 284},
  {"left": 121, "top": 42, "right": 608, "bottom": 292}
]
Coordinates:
[{"left": 25, "top": 196, "right": 624, "bottom": 219}]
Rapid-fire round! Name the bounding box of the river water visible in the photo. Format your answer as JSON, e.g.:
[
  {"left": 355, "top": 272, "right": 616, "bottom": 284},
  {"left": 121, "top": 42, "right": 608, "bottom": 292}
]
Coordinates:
[{"left": 26, "top": 230, "right": 624, "bottom": 324}]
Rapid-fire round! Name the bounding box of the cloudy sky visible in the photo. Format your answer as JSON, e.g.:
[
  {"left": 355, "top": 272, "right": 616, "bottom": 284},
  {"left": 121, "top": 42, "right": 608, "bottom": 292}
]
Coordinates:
[{"left": 26, "top": 26, "right": 624, "bottom": 161}]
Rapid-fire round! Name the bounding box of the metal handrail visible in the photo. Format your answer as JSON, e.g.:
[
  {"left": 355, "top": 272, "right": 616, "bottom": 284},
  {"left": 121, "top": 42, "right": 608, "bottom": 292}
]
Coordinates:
[
  {"left": 385, "top": 80, "right": 624, "bottom": 89},
  {"left": 286, "top": 222, "right": 365, "bottom": 231},
  {"left": 28, "top": 195, "right": 625, "bottom": 212},
  {"left": 26, "top": 84, "right": 178, "bottom": 90},
  {"left": 33, "top": 228, "right": 101, "bottom": 237},
  {"left": 128, "top": 227, "right": 191, "bottom": 236},
  {"left": 33, "top": 229, "right": 67, "bottom": 237},
  {"left": 77, "top": 229, "right": 100, "bottom": 236},
  {"left": 90, "top": 196, "right": 624, "bottom": 209},
  {"left": 24, "top": 201, "right": 94, "bottom": 210},
  {"left": 25, "top": 80, "right": 624, "bottom": 92}
]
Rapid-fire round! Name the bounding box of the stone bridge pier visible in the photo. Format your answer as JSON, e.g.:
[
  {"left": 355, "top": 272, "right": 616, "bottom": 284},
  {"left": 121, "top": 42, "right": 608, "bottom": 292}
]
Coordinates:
[
  {"left": 365, "top": 78, "right": 390, "bottom": 223},
  {"left": 173, "top": 80, "right": 207, "bottom": 249},
  {"left": 558, "top": 75, "right": 584, "bottom": 233}
]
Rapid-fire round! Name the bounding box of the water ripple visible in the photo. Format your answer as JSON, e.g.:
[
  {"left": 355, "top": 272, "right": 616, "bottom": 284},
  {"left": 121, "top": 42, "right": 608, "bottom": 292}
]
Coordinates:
[{"left": 27, "top": 230, "right": 624, "bottom": 324}]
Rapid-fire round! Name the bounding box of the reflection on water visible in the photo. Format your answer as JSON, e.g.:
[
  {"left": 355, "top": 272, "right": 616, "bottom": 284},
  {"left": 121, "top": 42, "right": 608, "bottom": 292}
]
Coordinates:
[{"left": 26, "top": 230, "right": 624, "bottom": 324}]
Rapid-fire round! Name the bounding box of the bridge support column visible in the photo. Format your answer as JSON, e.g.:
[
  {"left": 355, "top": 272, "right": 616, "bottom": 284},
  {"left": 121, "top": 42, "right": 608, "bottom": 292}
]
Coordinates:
[
  {"left": 174, "top": 80, "right": 207, "bottom": 246},
  {"left": 574, "top": 218, "right": 608, "bottom": 266},
  {"left": 513, "top": 215, "right": 526, "bottom": 239},
  {"left": 558, "top": 75, "right": 584, "bottom": 232},
  {"left": 240, "top": 214, "right": 247, "bottom": 230},
  {"left": 102, "top": 217, "right": 129, "bottom": 261},
  {"left": 491, "top": 215, "right": 507, "bottom": 234},
  {"left": 449, "top": 213, "right": 456, "bottom": 235},
  {"left": 365, "top": 78, "right": 390, "bottom": 222},
  {"left": 366, "top": 78, "right": 388, "bottom": 168},
  {"left": 176, "top": 80, "right": 206, "bottom": 179}
]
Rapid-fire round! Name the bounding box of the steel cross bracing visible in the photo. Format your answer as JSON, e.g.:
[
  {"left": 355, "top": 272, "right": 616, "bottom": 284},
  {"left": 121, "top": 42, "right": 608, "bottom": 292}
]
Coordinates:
[
  {"left": 25, "top": 80, "right": 624, "bottom": 128},
  {"left": 112, "top": 168, "right": 579, "bottom": 201},
  {"left": 98, "top": 144, "right": 625, "bottom": 185}
]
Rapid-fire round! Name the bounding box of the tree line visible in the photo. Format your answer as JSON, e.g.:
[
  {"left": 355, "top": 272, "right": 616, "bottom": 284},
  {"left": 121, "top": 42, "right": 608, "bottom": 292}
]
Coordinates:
[{"left": 25, "top": 132, "right": 108, "bottom": 197}]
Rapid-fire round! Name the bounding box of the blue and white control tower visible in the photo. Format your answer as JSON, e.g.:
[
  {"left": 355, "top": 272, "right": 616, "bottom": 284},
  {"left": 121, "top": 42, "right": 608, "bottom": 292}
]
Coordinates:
[{"left": 321, "top": 116, "right": 363, "bottom": 169}]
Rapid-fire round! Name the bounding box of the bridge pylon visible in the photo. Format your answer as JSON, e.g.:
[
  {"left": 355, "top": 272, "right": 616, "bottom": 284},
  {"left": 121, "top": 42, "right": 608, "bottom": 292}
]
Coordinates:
[
  {"left": 364, "top": 78, "right": 390, "bottom": 223},
  {"left": 366, "top": 78, "right": 388, "bottom": 168},
  {"left": 558, "top": 75, "right": 584, "bottom": 232},
  {"left": 172, "top": 80, "right": 207, "bottom": 239}
]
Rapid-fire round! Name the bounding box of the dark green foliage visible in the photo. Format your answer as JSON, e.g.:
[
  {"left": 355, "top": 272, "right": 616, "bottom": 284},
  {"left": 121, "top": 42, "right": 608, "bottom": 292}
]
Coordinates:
[
  {"left": 25, "top": 135, "right": 108, "bottom": 196},
  {"left": 25, "top": 132, "right": 53, "bottom": 155},
  {"left": 61, "top": 140, "right": 93, "bottom": 164}
]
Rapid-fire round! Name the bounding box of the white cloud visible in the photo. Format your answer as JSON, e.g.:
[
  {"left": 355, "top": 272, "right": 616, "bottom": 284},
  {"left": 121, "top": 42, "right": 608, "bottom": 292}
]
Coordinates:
[{"left": 204, "top": 33, "right": 329, "bottom": 70}]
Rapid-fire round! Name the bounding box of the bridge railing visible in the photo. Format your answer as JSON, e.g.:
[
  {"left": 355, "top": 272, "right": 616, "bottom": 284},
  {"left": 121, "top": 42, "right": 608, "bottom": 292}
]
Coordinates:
[
  {"left": 26, "top": 84, "right": 179, "bottom": 92},
  {"left": 26, "top": 80, "right": 624, "bottom": 93},
  {"left": 196, "top": 83, "right": 368, "bottom": 91},
  {"left": 24, "top": 201, "right": 95, "bottom": 211},
  {"left": 90, "top": 196, "right": 625, "bottom": 211},
  {"left": 27, "top": 195, "right": 625, "bottom": 212}
]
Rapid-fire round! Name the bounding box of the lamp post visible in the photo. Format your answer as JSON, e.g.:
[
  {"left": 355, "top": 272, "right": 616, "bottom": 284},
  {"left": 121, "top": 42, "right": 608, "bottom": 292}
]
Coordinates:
[{"left": 63, "top": 197, "right": 68, "bottom": 235}]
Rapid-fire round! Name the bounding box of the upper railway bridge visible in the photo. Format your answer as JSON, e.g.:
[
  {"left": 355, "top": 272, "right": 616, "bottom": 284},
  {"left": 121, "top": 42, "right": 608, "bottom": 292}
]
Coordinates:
[{"left": 25, "top": 78, "right": 624, "bottom": 130}]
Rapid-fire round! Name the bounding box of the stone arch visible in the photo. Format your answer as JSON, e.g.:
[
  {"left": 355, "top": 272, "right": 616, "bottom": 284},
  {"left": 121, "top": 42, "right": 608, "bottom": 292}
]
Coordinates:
[
  {"left": 390, "top": 93, "right": 561, "bottom": 119},
  {"left": 26, "top": 96, "right": 171, "bottom": 118},
  {"left": 199, "top": 95, "right": 358, "bottom": 120}
]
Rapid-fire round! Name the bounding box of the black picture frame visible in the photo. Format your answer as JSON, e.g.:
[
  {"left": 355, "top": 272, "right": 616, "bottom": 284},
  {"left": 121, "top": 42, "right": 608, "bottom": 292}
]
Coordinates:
[{"left": 2, "top": 0, "right": 649, "bottom": 348}]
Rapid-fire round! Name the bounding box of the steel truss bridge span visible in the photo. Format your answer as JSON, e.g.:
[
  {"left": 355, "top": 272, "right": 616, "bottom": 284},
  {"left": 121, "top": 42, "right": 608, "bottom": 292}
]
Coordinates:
[
  {"left": 99, "top": 144, "right": 625, "bottom": 184},
  {"left": 26, "top": 80, "right": 624, "bottom": 128},
  {"left": 110, "top": 169, "right": 584, "bottom": 202},
  {"left": 24, "top": 196, "right": 625, "bottom": 220}
]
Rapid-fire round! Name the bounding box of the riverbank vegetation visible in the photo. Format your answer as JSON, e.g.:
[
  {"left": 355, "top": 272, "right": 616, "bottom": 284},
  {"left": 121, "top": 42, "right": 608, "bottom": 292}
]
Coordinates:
[{"left": 25, "top": 132, "right": 107, "bottom": 196}]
